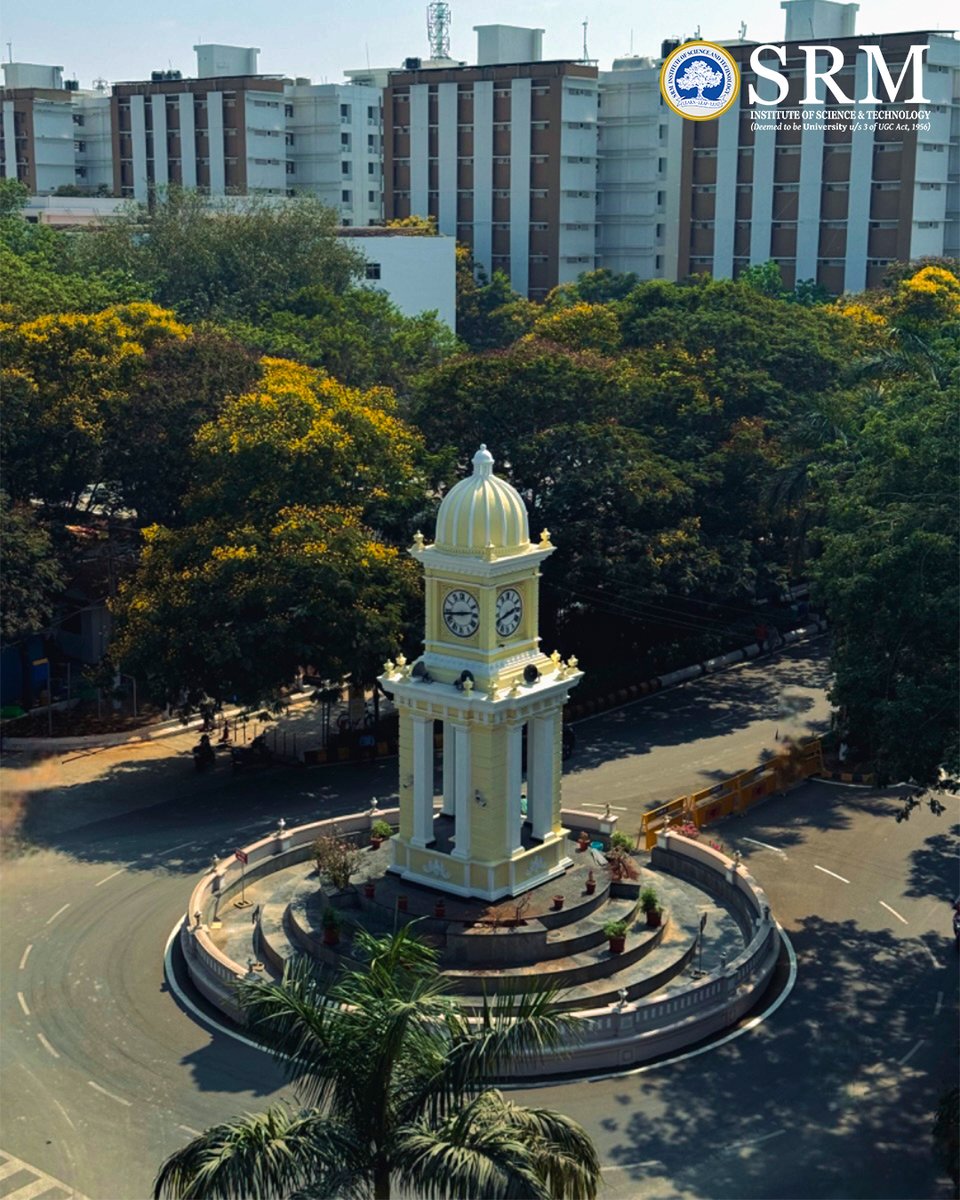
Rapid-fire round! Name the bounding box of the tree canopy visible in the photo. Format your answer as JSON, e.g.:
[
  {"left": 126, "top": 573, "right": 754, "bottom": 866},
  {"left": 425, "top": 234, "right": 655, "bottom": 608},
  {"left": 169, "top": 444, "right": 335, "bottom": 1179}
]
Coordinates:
[{"left": 154, "top": 929, "right": 600, "bottom": 1200}]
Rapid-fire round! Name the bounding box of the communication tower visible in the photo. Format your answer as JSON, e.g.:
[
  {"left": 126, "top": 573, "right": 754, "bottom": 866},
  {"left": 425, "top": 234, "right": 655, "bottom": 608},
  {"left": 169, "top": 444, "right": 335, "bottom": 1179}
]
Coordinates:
[{"left": 427, "top": 2, "right": 452, "bottom": 59}]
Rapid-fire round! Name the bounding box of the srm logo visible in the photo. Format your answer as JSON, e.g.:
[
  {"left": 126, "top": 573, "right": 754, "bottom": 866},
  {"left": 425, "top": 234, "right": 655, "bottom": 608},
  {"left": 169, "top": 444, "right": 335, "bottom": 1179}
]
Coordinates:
[{"left": 748, "top": 44, "right": 930, "bottom": 105}]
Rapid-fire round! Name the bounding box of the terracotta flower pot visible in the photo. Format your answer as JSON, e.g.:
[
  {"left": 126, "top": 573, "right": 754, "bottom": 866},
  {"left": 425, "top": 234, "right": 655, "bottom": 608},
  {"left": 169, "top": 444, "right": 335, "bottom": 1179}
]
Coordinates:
[
  {"left": 608, "top": 935, "right": 625, "bottom": 955},
  {"left": 397, "top": 895, "right": 408, "bottom": 912},
  {"left": 370, "top": 836, "right": 383, "bottom": 849},
  {"left": 434, "top": 902, "right": 446, "bottom": 919},
  {"left": 552, "top": 895, "right": 565, "bottom": 911},
  {"left": 363, "top": 883, "right": 375, "bottom": 899},
  {"left": 585, "top": 881, "right": 596, "bottom": 895},
  {"left": 577, "top": 839, "right": 589, "bottom": 852},
  {"left": 646, "top": 909, "right": 662, "bottom": 928}
]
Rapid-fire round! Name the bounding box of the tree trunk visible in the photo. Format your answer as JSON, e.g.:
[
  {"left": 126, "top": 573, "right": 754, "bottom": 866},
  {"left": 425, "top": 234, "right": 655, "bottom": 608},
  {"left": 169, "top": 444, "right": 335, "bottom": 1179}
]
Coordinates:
[{"left": 373, "top": 1159, "right": 391, "bottom": 1200}]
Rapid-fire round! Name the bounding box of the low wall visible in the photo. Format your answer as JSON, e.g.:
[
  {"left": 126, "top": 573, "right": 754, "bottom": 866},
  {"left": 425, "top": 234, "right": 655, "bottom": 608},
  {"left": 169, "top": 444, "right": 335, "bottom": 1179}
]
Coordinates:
[{"left": 179, "top": 815, "right": 780, "bottom": 1075}]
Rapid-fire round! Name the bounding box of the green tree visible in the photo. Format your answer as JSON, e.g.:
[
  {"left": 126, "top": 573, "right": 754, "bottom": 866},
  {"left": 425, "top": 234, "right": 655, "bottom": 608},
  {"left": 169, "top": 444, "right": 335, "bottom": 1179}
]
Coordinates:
[
  {"left": 154, "top": 929, "right": 600, "bottom": 1200},
  {"left": 68, "top": 188, "right": 364, "bottom": 322},
  {"left": 103, "top": 330, "right": 261, "bottom": 526},
  {"left": 0, "top": 491, "right": 65, "bottom": 641},
  {"left": 456, "top": 246, "right": 538, "bottom": 349},
  {"left": 812, "top": 268, "right": 959, "bottom": 783},
  {"left": 228, "top": 282, "right": 456, "bottom": 393}
]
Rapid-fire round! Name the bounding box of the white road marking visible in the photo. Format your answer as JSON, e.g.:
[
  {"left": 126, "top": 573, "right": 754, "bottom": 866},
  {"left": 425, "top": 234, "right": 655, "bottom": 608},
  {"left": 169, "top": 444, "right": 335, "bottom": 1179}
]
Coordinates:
[
  {"left": 36, "top": 1032, "right": 59, "bottom": 1058},
  {"left": 177, "top": 1124, "right": 202, "bottom": 1137},
  {"left": 94, "top": 869, "right": 125, "bottom": 887},
  {"left": 918, "top": 943, "right": 943, "bottom": 970},
  {"left": 18, "top": 944, "right": 32, "bottom": 970},
  {"left": 879, "top": 900, "right": 909, "bottom": 925},
  {"left": 162, "top": 840, "right": 197, "bottom": 855},
  {"left": 814, "top": 865, "right": 850, "bottom": 883},
  {"left": 722, "top": 1129, "right": 786, "bottom": 1153},
  {"left": 934, "top": 991, "right": 944, "bottom": 1017},
  {"left": 897, "top": 1038, "right": 925, "bottom": 1066},
  {"left": 45, "top": 903, "right": 70, "bottom": 925},
  {"left": 741, "top": 837, "right": 787, "bottom": 858},
  {"left": 816, "top": 778, "right": 875, "bottom": 789},
  {"left": 17, "top": 992, "right": 30, "bottom": 1016},
  {"left": 0, "top": 1149, "right": 89, "bottom": 1200},
  {"left": 87, "top": 1080, "right": 132, "bottom": 1107}
]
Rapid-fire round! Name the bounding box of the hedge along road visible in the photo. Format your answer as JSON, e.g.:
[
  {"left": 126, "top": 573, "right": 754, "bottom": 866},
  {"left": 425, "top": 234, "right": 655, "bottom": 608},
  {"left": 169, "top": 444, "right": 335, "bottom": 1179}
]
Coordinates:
[{"left": 5, "top": 641, "right": 954, "bottom": 1199}]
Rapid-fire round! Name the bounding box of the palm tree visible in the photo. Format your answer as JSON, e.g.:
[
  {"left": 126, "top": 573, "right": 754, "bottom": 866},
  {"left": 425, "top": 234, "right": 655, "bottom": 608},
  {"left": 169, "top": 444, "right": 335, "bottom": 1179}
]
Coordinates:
[{"left": 156, "top": 927, "right": 601, "bottom": 1200}]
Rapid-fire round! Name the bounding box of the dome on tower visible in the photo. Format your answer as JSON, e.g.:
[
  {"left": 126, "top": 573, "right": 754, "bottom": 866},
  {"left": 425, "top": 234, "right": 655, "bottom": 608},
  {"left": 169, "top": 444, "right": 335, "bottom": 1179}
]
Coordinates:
[{"left": 433, "top": 445, "right": 530, "bottom": 557}]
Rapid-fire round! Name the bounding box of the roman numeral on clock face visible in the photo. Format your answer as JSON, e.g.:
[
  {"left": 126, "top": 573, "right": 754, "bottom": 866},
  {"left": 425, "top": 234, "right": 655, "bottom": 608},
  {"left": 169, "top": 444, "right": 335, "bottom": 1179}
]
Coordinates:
[{"left": 443, "top": 589, "right": 479, "bottom": 637}]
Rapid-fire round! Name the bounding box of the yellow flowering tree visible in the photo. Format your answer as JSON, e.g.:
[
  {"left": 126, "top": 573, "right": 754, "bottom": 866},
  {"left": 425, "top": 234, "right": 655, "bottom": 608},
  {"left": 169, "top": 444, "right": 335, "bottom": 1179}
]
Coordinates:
[
  {"left": 112, "top": 358, "right": 426, "bottom": 705},
  {"left": 0, "top": 302, "right": 188, "bottom": 509}
]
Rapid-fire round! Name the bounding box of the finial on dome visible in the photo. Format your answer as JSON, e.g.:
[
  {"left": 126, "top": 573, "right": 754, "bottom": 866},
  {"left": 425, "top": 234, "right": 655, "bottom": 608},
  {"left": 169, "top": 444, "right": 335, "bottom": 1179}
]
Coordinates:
[{"left": 472, "top": 444, "right": 495, "bottom": 478}]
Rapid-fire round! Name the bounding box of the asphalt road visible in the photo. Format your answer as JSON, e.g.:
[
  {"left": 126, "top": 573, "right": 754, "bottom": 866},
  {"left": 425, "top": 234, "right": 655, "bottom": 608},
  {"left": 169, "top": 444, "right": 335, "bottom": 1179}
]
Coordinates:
[{"left": 1, "top": 640, "right": 956, "bottom": 1199}]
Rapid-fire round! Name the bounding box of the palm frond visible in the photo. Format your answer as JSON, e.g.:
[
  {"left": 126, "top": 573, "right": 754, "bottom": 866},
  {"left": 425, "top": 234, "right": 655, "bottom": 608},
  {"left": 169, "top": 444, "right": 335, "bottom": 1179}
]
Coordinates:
[{"left": 153, "top": 1105, "right": 365, "bottom": 1200}]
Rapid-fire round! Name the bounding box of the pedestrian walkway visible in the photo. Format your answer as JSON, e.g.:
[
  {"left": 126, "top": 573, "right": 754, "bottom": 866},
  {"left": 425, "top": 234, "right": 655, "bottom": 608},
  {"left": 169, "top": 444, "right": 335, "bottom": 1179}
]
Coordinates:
[{"left": 0, "top": 1150, "right": 87, "bottom": 1200}]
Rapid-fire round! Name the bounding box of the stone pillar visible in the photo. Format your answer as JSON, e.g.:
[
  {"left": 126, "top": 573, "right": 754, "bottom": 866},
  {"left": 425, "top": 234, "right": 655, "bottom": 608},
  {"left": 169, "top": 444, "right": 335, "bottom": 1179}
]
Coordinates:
[
  {"left": 411, "top": 715, "right": 434, "bottom": 846},
  {"left": 451, "top": 722, "right": 471, "bottom": 859},
  {"left": 505, "top": 720, "right": 524, "bottom": 852},
  {"left": 441, "top": 721, "right": 456, "bottom": 816},
  {"left": 528, "top": 714, "right": 555, "bottom": 840}
]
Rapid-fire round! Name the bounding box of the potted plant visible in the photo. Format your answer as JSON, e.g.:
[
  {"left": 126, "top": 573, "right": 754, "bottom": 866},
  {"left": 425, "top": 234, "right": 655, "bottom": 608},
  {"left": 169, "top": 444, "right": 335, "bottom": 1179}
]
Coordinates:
[
  {"left": 370, "top": 819, "right": 393, "bottom": 849},
  {"left": 312, "top": 831, "right": 365, "bottom": 893},
  {"left": 640, "top": 885, "right": 662, "bottom": 928},
  {"left": 610, "top": 831, "right": 635, "bottom": 853},
  {"left": 321, "top": 907, "right": 341, "bottom": 946},
  {"left": 603, "top": 919, "right": 628, "bottom": 954},
  {"left": 577, "top": 830, "right": 590, "bottom": 852},
  {"left": 552, "top": 894, "right": 565, "bottom": 911},
  {"left": 585, "top": 869, "right": 596, "bottom": 895}
]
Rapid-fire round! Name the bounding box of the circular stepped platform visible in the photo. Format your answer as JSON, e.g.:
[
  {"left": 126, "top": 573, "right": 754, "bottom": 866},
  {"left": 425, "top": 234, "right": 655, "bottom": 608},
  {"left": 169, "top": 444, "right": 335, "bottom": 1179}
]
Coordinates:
[{"left": 253, "top": 839, "right": 744, "bottom": 1014}]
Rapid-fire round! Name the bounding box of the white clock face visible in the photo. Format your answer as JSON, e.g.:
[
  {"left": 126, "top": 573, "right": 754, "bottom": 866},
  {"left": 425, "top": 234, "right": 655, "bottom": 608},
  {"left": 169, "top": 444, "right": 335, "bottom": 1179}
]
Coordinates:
[
  {"left": 443, "top": 589, "right": 480, "bottom": 638},
  {"left": 496, "top": 588, "right": 523, "bottom": 638}
]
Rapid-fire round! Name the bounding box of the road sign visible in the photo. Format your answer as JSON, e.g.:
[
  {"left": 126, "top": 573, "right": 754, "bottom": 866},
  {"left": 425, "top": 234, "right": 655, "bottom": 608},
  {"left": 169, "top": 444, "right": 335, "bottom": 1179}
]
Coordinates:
[{"left": 235, "top": 849, "right": 249, "bottom": 864}]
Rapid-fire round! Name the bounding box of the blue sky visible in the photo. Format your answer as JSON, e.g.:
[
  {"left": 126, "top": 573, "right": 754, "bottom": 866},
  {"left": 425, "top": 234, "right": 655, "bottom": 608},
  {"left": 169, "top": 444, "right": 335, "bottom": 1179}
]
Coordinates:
[{"left": 2, "top": 0, "right": 956, "bottom": 88}]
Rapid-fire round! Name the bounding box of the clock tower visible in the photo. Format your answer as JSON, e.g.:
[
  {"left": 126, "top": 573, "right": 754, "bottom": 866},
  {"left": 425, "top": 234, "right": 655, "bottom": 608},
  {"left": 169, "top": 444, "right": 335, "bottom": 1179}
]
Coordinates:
[{"left": 379, "top": 445, "right": 583, "bottom": 900}]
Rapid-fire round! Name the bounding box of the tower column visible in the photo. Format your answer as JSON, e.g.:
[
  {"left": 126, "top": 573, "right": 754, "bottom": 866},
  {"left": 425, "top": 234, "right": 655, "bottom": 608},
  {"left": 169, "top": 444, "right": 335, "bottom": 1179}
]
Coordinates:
[
  {"left": 505, "top": 720, "right": 524, "bottom": 852},
  {"left": 410, "top": 715, "right": 435, "bottom": 846},
  {"left": 527, "top": 714, "right": 556, "bottom": 840},
  {"left": 441, "top": 721, "right": 456, "bottom": 816},
  {"left": 451, "top": 722, "right": 472, "bottom": 860}
]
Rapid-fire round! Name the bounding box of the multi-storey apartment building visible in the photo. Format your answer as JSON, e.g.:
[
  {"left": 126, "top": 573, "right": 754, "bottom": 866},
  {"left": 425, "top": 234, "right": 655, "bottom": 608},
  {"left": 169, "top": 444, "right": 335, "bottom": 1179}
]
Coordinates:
[
  {"left": 285, "top": 80, "right": 382, "bottom": 225},
  {"left": 595, "top": 0, "right": 960, "bottom": 292},
  {"left": 675, "top": 27, "right": 959, "bottom": 292},
  {"left": 383, "top": 26, "right": 598, "bottom": 299},
  {"left": 1, "top": 62, "right": 114, "bottom": 195}
]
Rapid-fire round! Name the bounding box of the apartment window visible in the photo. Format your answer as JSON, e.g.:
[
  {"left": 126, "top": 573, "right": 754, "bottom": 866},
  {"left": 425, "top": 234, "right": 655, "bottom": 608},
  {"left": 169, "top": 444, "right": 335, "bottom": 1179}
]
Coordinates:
[
  {"left": 284, "top": 103, "right": 294, "bottom": 117},
  {"left": 74, "top": 140, "right": 86, "bottom": 152},
  {"left": 776, "top": 146, "right": 801, "bottom": 156},
  {"left": 340, "top": 103, "right": 351, "bottom": 121},
  {"left": 286, "top": 162, "right": 296, "bottom": 174},
  {"left": 917, "top": 221, "right": 940, "bottom": 228},
  {"left": 875, "top": 142, "right": 903, "bottom": 152},
  {"left": 368, "top": 134, "right": 376, "bottom": 149},
  {"left": 341, "top": 132, "right": 351, "bottom": 148},
  {"left": 72, "top": 113, "right": 84, "bottom": 126},
  {"left": 919, "top": 182, "right": 942, "bottom": 191},
  {"left": 658, "top": 158, "right": 666, "bottom": 172},
  {"left": 921, "top": 143, "right": 945, "bottom": 152},
  {"left": 285, "top": 132, "right": 295, "bottom": 145},
  {"left": 368, "top": 190, "right": 376, "bottom": 203},
  {"left": 532, "top": 121, "right": 550, "bottom": 130},
  {"left": 656, "top": 224, "right": 665, "bottom": 238},
  {"left": 342, "top": 160, "right": 351, "bottom": 175},
  {"left": 655, "top": 255, "right": 664, "bottom": 271},
  {"left": 367, "top": 105, "right": 378, "bottom": 121},
  {"left": 657, "top": 191, "right": 665, "bottom": 206},
  {"left": 659, "top": 124, "right": 668, "bottom": 138},
  {"left": 342, "top": 189, "right": 352, "bottom": 202},
  {"left": 368, "top": 162, "right": 377, "bottom": 175},
  {"left": 365, "top": 263, "right": 381, "bottom": 280}
]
